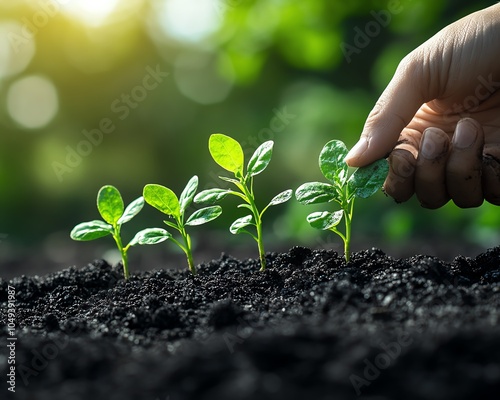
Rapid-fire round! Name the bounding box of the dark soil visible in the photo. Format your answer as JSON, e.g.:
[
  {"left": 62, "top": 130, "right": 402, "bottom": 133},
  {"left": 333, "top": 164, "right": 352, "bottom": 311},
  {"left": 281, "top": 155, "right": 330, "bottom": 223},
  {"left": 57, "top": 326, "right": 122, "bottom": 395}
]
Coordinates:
[{"left": 1, "top": 246, "right": 500, "bottom": 400}]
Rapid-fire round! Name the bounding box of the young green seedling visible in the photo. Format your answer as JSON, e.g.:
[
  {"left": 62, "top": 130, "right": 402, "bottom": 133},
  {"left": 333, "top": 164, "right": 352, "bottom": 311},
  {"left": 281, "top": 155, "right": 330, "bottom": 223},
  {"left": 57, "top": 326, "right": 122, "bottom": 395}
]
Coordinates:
[
  {"left": 143, "top": 175, "right": 222, "bottom": 275},
  {"left": 195, "top": 133, "right": 292, "bottom": 271},
  {"left": 295, "top": 140, "right": 388, "bottom": 262},
  {"left": 70, "top": 185, "right": 167, "bottom": 280}
]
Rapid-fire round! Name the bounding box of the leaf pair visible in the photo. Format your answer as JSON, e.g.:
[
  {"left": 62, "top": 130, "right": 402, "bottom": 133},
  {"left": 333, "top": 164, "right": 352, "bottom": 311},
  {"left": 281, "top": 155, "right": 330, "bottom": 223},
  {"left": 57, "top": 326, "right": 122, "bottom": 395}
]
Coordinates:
[
  {"left": 297, "top": 141, "right": 387, "bottom": 205},
  {"left": 208, "top": 133, "right": 274, "bottom": 179},
  {"left": 71, "top": 188, "right": 130, "bottom": 239},
  {"left": 228, "top": 189, "right": 292, "bottom": 235},
  {"left": 296, "top": 140, "right": 388, "bottom": 261},
  {"left": 144, "top": 176, "right": 222, "bottom": 229}
]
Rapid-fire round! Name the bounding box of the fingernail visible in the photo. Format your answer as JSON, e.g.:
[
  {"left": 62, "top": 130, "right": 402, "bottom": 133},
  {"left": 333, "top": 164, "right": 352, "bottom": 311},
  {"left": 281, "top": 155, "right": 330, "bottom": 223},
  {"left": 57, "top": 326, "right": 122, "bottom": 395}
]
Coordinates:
[
  {"left": 345, "top": 138, "right": 368, "bottom": 162},
  {"left": 420, "top": 129, "right": 448, "bottom": 159},
  {"left": 453, "top": 119, "right": 477, "bottom": 149}
]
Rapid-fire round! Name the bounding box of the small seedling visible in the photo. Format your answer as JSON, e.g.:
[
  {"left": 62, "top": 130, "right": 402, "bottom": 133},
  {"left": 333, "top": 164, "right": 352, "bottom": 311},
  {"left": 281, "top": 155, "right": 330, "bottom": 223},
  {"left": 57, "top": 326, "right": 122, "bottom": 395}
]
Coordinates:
[
  {"left": 195, "top": 133, "right": 292, "bottom": 271},
  {"left": 143, "top": 175, "right": 222, "bottom": 275},
  {"left": 295, "top": 140, "right": 388, "bottom": 262},
  {"left": 70, "top": 185, "right": 166, "bottom": 280}
]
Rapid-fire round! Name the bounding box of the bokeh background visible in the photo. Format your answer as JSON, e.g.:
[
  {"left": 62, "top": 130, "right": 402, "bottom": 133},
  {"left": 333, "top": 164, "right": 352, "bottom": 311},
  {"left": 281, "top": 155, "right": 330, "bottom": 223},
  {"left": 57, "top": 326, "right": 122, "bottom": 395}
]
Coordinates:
[{"left": 1, "top": 0, "right": 498, "bottom": 278}]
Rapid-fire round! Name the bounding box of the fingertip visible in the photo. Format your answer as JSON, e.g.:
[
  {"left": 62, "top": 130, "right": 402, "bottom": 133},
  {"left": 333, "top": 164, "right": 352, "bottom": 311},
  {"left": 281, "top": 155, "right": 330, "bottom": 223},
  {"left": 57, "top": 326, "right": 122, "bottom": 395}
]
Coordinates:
[
  {"left": 383, "top": 148, "right": 417, "bottom": 203},
  {"left": 452, "top": 118, "right": 480, "bottom": 149},
  {"left": 344, "top": 138, "right": 368, "bottom": 167},
  {"left": 414, "top": 128, "right": 450, "bottom": 208},
  {"left": 446, "top": 118, "right": 484, "bottom": 208}
]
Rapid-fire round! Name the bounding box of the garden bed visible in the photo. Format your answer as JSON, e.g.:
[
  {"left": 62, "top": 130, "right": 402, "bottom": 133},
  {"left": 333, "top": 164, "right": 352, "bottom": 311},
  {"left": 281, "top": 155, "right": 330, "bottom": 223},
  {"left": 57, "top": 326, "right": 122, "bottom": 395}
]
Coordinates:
[{"left": 2, "top": 246, "right": 500, "bottom": 400}]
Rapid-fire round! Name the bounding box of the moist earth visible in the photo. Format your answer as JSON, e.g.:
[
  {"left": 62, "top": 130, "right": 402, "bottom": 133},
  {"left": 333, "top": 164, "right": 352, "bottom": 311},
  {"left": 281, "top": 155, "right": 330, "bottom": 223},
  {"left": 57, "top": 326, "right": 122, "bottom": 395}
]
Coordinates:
[{"left": 1, "top": 246, "right": 500, "bottom": 400}]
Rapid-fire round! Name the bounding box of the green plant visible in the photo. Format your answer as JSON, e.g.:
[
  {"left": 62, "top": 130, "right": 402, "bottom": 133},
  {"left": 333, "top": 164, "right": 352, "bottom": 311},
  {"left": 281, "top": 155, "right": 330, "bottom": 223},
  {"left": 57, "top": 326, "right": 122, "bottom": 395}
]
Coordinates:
[
  {"left": 70, "top": 185, "right": 167, "bottom": 280},
  {"left": 295, "top": 140, "right": 388, "bottom": 262},
  {"left": 143, "top": 175, "right": 222, "bottom": 275},
  {"left": 195, "top": 133, "right": 292, "bottom": 271}
]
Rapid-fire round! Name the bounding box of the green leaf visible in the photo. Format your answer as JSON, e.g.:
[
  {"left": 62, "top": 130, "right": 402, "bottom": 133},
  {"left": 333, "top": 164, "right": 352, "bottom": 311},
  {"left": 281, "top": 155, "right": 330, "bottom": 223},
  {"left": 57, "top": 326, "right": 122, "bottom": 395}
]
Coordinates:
[
  {"left": 295, "top": 182, "right": 339, "bottom": 205},
  {"left": 230, "top": 215, "right": 253, "bottom": 234},
  {"left": 218, "top": 176, "right": 241, "bottom": 185},
  {"left": 209, "top": 133, "right": 244, "bottom": 176},
  {"left": 319, "top": 140, "right": 349, "bottom": 185},
  {"left": 128, "top": 228, "right": 171, "bottom": 247},
  {"left": 179, "top": 176, "right": 198, "bottom": 215},
  {"left": 348, "top": 158, "right": 389, "bottom": 199},
  {"left": 194, "top": 189, "right": 230, "bottom": 204},
  {"left": 143, "top": 184, "right": 180, "bottom": 218},
  {"left": 163, "top": 219, "right": 180, "bottom": 231},
  {"left": 97, "top": 185, "right": 124, "bottom": 225},
  {"left": 117, "top": 196, "right": 144, "bottom": 226},
  {"left": 70, "top": 220, "right": 113, "bottom": 241},
  {"left": 237, "top": 203, "right": 253, "bottom": 211},
  {"left": 186, "top": 206, "right": 222, "bottom": 226},
  {"left": 247, "top": 141, "right": 273, "bottom": 177},
  {"left": 307, "top": 210, "right": 344, "bottom": 230},
  {"left": 218, "top": 176, "right": 245, "bottom": 192},
  {"left": 267, "top": 189, "right": 292, "bottom": 207}
]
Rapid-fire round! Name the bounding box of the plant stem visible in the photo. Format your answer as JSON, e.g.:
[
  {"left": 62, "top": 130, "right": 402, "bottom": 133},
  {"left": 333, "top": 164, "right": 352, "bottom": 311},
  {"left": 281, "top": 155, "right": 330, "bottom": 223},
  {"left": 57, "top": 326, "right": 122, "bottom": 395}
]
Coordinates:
[
  {"left": 241, "top": 181, "right": 267, "bottom": 271},
  {"left": 113, "top": 230, "right": 129, "bottom": 280},
  {"left": 178, "top": 227, "right": 196, "bottom": 275},
  {"left": 256, "top": 222, "right": 266, "bottom": 271},
  {"left": 120, "top": 248, "right": 130, "bottom": 280},
  {"left": 185, "top": 249, "right": 196, "bottom": 275},
  {"left": 343, "top": 199, "right": 355, "bottom": 263}
]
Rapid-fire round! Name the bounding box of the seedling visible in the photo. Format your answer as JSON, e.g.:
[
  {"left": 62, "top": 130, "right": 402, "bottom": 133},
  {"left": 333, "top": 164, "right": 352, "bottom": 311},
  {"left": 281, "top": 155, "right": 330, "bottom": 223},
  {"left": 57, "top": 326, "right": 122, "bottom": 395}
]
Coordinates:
[
  {"left": 295, "top": 140, "right": 388, "bottom": 262},
  {"left": 143, "top": 175, "right": 222, "bottom": 275},
  {"left": 70, "top": 185, "right": 167, "bottom": 280},
  {"left": 195, "top": 133, "right": 292, "bottom": 271}
]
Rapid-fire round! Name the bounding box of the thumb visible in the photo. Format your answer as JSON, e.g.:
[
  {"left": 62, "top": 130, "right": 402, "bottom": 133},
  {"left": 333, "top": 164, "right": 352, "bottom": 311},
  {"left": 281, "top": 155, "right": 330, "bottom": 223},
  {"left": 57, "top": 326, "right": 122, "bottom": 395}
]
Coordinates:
[{"left": 345, "top": 56, "right": 428, "bottom": 167}]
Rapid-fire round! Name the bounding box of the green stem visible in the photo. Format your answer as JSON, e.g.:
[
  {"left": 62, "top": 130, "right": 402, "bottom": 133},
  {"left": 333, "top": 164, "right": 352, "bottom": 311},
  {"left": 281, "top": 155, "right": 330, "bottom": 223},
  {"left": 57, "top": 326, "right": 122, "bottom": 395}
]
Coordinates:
[
  {"left": 113, "top": 229, "right": 129, "bottom": 280},
  {"left": 185, "top": 249, "right": 196, "bottom": 276},
  {"left": 256, "top": 221, "right": 266, "bottom": 272},
  {"left": 241, "top": 180, "right": 266, "bottom": 271},
  {"left": 120, "top": 248, "right": 130, "bottom": 280},
  {"left": 330, "top": 226, "right": 347, "bottom": 244},
  {"left": 343, "top": 199, "right": 355, "bottom": 262},
  {"left": 179, "top": 227, "right": 196, "bottom": 275}
]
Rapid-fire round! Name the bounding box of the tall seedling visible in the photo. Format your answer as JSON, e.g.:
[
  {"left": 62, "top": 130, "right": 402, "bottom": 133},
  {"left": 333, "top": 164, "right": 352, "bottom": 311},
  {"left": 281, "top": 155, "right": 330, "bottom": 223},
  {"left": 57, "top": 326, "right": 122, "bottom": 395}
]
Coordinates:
[{"left": 195, "top": 134, "right": 292, "bottom": 271}]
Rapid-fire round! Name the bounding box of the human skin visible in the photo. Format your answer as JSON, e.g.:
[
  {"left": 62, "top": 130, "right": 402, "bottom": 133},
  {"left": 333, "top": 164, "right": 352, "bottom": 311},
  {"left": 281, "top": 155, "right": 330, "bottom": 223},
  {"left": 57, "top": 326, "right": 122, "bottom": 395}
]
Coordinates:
[{"left": 344, "top": 3, "right": 500, "bottom": 208}]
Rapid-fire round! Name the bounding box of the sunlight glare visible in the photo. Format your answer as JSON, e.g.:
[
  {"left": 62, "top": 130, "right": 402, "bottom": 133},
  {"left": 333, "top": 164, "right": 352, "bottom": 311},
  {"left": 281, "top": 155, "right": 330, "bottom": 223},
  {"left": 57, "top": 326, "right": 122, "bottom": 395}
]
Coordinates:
[
  {"left": 57, "top": 0, "right": 121, "bottom": 27},
  {"left": 158, "top": 0, "right": 221, "bottom": 43}
]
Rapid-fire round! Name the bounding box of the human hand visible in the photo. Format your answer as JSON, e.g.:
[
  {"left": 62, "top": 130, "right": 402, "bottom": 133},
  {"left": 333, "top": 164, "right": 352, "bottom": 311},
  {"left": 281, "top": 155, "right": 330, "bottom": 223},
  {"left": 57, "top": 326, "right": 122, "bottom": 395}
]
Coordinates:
[{"left": 344, "top": 4, "right": 500, "bottom": 208}]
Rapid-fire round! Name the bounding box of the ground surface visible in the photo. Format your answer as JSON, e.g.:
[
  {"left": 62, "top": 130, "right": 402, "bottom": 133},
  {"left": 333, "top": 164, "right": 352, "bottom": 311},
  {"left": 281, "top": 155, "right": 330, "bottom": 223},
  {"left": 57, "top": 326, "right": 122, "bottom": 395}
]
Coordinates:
[{"left": 1, "top": 246, "right": 500, "bottom": 400}]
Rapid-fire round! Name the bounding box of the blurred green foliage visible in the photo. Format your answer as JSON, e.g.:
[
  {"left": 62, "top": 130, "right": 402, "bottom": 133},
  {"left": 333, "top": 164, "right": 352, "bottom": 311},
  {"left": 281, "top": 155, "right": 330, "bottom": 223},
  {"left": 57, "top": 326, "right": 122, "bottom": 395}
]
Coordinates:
[{"left": 0, "top": 0, "right": 498, "bottom": 260}]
